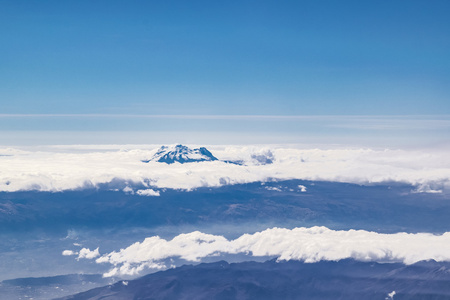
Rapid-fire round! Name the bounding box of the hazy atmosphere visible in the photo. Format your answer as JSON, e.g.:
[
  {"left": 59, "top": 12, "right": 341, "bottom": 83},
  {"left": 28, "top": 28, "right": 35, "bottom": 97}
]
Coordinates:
[{"left": 1, "top": 1, "right": 449, "bottom": 299}]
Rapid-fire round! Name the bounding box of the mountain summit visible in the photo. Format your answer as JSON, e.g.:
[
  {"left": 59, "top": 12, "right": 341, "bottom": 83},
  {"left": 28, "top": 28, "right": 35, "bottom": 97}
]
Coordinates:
[{"left": 143, "top": 145, "right": 218, "bottom": 164}]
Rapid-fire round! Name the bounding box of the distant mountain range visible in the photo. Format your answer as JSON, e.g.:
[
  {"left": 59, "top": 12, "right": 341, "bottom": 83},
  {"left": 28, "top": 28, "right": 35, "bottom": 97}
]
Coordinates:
[
  {"left": 142, "top": 145, "right": 218, "bottom": 164},
  {"left": 57, "top": 259, "right": 450, "bottom": 300},
  {"left": 0, "top": 274, "right": 113, "bottom": 300},
  {"left": 141, "top": 144, "right": 275, "bottom": 165}
]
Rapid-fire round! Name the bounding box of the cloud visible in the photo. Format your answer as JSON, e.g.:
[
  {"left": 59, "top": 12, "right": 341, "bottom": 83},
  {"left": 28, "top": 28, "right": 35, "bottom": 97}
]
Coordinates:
[
  {"left": 62, "top": 250, "right": 77, "bottom": 256},
  {"left": 412, "top": 184, "right": 442, "bottom": 194},
  {"left": 88, "top": 227, "right": 450, "bottom": 277},
  {"left": 265, "top": 186, "right": 282, "bottom": 192},
  {"left": 251, "top": 150, "right": 274, "bottom": 165},
  {"left": 102, "top": 261, "right": 167, "bottom": 277},
  {"left": 386, "top": 291, "right": 396, "bottom": 300},
  {"left": 123, "top": 186, "right": 134, "bottom": 194},
  {"left": 1, "top": 145, "right": 449, "bottom": 192},
  {"left": 77, "top": 247, "right": 100, "bottom": 260},
  {"left": 298, "top": 185, "right": 307, "bottom": 192},
  {"left": 136, "top": 189, "right": 160, "bottom": 196}
]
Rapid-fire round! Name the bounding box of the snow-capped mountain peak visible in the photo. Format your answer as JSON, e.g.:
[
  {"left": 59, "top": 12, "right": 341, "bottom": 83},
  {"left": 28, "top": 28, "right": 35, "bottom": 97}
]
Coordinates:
[{"left": 143, "top": 145, "right": 218, "bottom": 164}]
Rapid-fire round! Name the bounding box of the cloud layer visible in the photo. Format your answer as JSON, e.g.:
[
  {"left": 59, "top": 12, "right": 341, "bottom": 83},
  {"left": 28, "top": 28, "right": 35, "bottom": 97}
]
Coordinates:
[
  {"left": 65, "top": 227, "right": 450, "bottom": 277},
  {"left": 1, "top": 145, "right": 449, "bottom": 192}
]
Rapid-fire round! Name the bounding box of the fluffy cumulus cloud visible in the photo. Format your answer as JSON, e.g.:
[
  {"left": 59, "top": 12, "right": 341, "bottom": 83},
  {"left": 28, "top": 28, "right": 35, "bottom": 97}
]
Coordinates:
[
  {"left": 63, "top": 247, "right": 100, "bottom": 259},
  {"left": 0, "top": 145, "right": 449, "bottom": 192},
  {"left": 62, "top": 250, "right": 77, "bottom": 256},
  {"left": 136, "top": 189, "right": 160, "bottom": 196},
  {"left": 78, "top": 247, "right": 100, "bottom": 259},
  {"left": 298, "top": 185, "right": 307, "bottom": 192},
  {"left": 77, "top": 227, "right": 450, "bottom": 277}
]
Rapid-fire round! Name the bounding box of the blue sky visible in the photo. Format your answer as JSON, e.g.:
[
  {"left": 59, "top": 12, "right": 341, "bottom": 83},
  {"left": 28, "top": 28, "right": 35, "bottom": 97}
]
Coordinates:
[{"left": 1, "top": 0, "right": 449, "bottom": 116}]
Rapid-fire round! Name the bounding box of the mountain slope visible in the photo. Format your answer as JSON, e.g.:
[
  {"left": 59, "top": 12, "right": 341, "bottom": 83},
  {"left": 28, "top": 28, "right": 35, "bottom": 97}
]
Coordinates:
[
  {"left": 142, "top": 145, "right": 218, "bottom": 164},
  {"left": 58, "top": 260, "right": 450, "bottom": 300}
]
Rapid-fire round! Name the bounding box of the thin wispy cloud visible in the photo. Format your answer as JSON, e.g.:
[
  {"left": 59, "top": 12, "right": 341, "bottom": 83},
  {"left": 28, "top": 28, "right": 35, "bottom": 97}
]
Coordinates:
[{"left": 1, "top": 114, "right": 449, "bottom": 120}]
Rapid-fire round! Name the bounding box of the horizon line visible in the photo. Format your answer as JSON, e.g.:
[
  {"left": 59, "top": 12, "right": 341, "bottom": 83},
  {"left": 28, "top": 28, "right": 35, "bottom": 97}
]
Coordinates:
[{"left": 1, "top": 114, "right": 450, "bottom": 119}]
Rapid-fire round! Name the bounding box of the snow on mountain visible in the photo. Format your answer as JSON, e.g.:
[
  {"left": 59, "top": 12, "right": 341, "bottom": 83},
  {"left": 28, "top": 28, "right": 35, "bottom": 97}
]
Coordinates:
[{"left": 142, "top": 144, "right": 218, "bottom": 164}]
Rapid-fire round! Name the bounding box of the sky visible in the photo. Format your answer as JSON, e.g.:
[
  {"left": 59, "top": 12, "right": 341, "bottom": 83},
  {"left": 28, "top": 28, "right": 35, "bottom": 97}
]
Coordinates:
[
  {"left": 1, "top": 1, "right": 450, "bottom": 287},
  {"left": 1, "top": 0, "right": 449, "bottom": 145}
]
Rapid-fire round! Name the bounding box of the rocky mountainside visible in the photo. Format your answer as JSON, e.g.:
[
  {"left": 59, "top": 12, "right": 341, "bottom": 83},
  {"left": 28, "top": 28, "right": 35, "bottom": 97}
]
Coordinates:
[{"left": 142, "top": 145, "right": 218, "bottom": 164}]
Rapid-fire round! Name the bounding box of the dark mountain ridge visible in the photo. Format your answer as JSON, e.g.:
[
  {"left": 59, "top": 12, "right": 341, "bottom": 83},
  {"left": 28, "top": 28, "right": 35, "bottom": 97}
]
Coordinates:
[{"left": 58, "top": 259, "right": 450, "bottom": 300}]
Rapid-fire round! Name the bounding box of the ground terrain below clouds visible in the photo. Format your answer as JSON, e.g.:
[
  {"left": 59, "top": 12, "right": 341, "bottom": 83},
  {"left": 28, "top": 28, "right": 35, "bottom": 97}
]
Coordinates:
[
  {"left": 1, "top": 180, "right": 450, "bottom": 299},
  {"left": 58, "top": 259, "right": 450, "bottom": 300},
  {"left": 1, "top": 180, "right": 449, "bottom": 234}
]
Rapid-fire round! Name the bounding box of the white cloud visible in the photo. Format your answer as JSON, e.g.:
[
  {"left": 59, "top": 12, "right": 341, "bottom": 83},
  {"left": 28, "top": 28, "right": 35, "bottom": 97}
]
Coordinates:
[
  {"left": 265, "top": 186, "right": 282, "bottom": 192},
  {"left": 386, "top": 291, "right": 396, "bottom": 300},
  {"left": 101, "top": 261, "right": 166, "bottom": 277},
  {"left": 298, "top": 185, "right": 307, "bottom": 192},
  {"left": 78, "top": 247, "right": 100, "bottom": 260},
  {"left": 92, "top": 227, "right": 450, "bottom": 277},
  {"left": 136, "top": 189, "right": 160, "bottom": 196},
  {"left": 123, "top": 186, "right": 134, "bottom": 194},
  {"left": 62, "top": 250, "right": 77, "bottom": 256},
  {"left": 412, "top": 184, "right": 442, "bottom": 194},
  {"left": 0, "top": 145, "right": 449, "bottom": 192}
]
